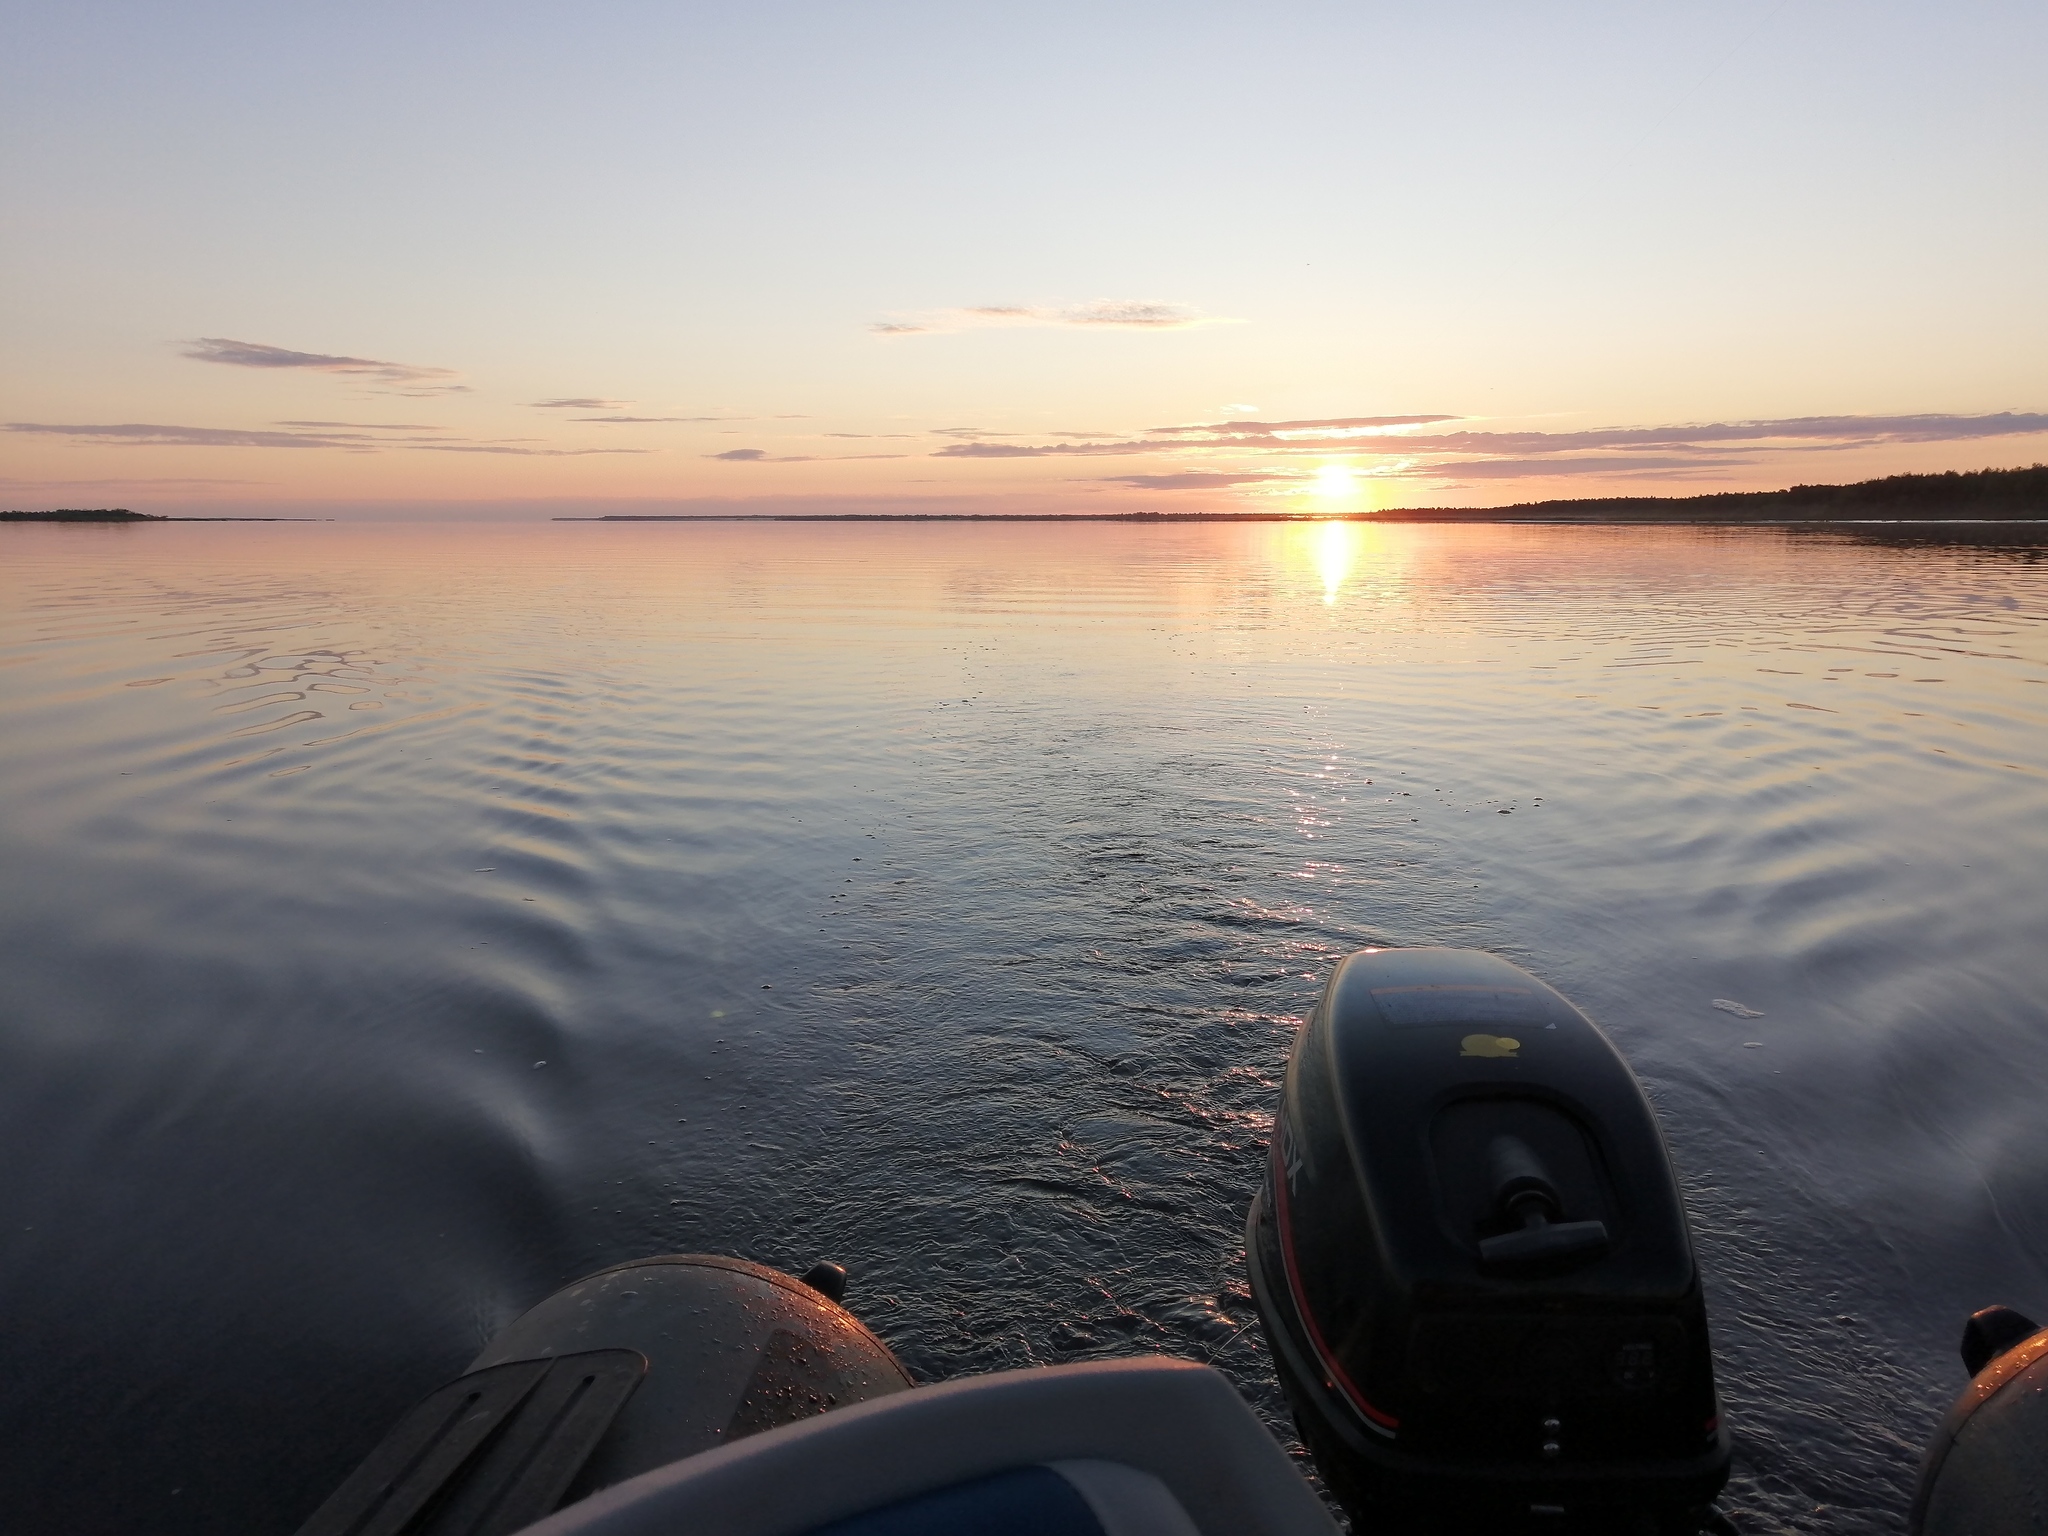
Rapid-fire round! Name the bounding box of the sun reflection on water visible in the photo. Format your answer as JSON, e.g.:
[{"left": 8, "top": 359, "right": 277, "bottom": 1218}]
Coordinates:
[{"left": 1315, "top": 518, "right": 1356, "bottom": 605}]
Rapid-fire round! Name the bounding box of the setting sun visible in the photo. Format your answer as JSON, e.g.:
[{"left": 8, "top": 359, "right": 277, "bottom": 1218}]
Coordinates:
[{"left": 1313, "top": 463, "right": 1357, "bottom": 499}]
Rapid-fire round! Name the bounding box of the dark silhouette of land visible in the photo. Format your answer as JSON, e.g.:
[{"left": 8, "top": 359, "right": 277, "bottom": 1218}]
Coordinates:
[
  {"left": 0, "top": 509, "right": 312, "bottom": 522},
  {"left": 1, "top": 508, "right": 163, "bottom": 521},
  {"left": 568, "top": 463, "right": 2048, "bottom": 523},
  {"left": 1394, "top": 462, "right": 2048, "bottom": 524}
]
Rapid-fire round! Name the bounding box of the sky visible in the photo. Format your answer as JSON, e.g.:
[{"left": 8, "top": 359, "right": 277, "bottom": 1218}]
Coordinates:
[{"left": 3, "top": 0, "right": 2045, "bottom": 518}]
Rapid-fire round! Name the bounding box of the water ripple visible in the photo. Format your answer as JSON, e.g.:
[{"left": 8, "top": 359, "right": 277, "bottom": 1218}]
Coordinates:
[{"left": 2, "top": 522, "right": 2047, "bottom": 1534}]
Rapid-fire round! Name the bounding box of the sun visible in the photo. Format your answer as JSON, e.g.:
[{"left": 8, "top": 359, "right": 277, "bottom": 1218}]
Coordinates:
[{"left": 1313, "top": 463, "right": 1357, "bottom": 498}]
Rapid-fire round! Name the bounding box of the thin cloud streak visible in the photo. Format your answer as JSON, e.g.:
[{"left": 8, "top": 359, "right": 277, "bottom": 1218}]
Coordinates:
[
  {"left": 7, "top": 422, "right": 648, "bottom": 455},
  {"left": 1, "top": 476, "right": 271, "bottom": 491},
  {"left": 1145, "top": 414, "right": 1460, "bottom": 437},
  {"left": 933, "top": 440, "right": 1164, "bottom": 459},
  {"left": 1393, "top": 412, "right": 2048, "bottom": 457},
  {"left": 531, "top": 398, "right": 630, "bottom": 410},
  {"left": 12, "top": 422, "right": 367, "bottom": 449},
  {"left": 711, "top": 448, "right": 908, "bottom": 462},
  {"left": 1398, "top": 456, "right": 1740, "bottom": 480},
  {"left": 418, "top": 445, "right": 648, "bottom": 456},
  {"left": 959, "top": 411, "right": 2048, "bottom": 468},
  {"left": 182, "top": 338, "right": 467, "bottom": 394},
  {"left": 1121, "top": 410, "right": 2048, "bottom": 453},
  {"left": 1098, "top": 471, "right": 1293, "bottom": 490},
  {"left": 872, "top": 300, "right": 1228, "bottom": 336},
  {"left": 275, "top": 420, "right": 443, "bottom": 431}
]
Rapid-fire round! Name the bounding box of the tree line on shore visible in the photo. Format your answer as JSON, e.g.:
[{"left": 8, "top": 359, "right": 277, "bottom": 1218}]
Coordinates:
[
  {"left": 0, "top": 508, "right": 159, "bottom": 521},
  {"left": 1411, "top": 463, "right": 2048, "bottom": 523}
]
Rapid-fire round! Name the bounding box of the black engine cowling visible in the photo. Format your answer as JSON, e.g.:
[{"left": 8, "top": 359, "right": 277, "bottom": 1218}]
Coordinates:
[{"left": 1246, "top": 947, "right": 1730, "bottom": 1531}]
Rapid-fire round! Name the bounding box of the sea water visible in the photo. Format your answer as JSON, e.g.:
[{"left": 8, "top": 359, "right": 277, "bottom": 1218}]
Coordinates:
[{"left": 2, "top": 518, "right": 2046, "bottom": 1534}]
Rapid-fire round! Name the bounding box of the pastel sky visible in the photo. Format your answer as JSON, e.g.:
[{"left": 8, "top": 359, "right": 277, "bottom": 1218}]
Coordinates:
[{"left": 3, "top": 1, "right": 2044, "bottom": 517}]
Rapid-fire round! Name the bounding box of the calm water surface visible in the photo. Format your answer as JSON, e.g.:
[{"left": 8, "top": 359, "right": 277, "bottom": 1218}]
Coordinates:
[{"left": 3, "top": 520, "right": 2047, "bottom": 1534}]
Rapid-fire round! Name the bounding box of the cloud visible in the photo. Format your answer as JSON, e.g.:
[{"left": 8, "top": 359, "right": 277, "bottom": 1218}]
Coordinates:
[
  {"left": 11, "top": 422, "right": 372, "bottom": 449},
  {"left": 0, "top": 475, "right": 270, "bottom": 491},
  {"left": 1145, "top": 414, "right": 1461, "bottom": 439},
  {"left": 182, "top": 338, "right": 466, "bottom": 394},
  {"left": 1395, "top": 456, "right": 1735, "bottom": 480},
  {"left": 710, "top": 448, "right": 907, "bottom": 463},
  {"left": 570, "top": 415, "right": 732, "bottom": 424},
  {"left": 937, "top": 410, "right": 2048, "bottom": 470},
  {"left": 416, "top": 445, "right": 649, "bottom": 456},
  {"left": 1387, "top": 411, "right": 2048, "bottom": 457},
  {"left": 1097, "top": 471, "right": 1295, "bottom": 490},
  {"left": 7, "top": 421, "right": 648, "bottom": 455},
  {"left": 528, "top": 491, "right": 1156, "bottom": 519},
  {"left": 275, "top": 420, "right": 442, "bottom": 431},
  {"left": 872, "top": 300, "right": 1228, "bottom": 336},
  {"left": 933, "top": 440, "right": 1164, "bottom": 459},
  {"left": 531, "top": 398, "right": 630, "bottom": 410}
]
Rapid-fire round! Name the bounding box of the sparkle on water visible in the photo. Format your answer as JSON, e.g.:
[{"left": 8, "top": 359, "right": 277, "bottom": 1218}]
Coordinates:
[{"left": 2, "top": 518, "right": 2046, "bottom": 1534}]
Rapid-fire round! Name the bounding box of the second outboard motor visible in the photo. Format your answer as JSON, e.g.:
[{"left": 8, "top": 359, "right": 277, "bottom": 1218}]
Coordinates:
[
  {"left": 1246, "top": 948, "right": 1730, "bottom": 1532},
  {"left": 1908, "top": 1304, "right": 2048, "bottom": 1535}
]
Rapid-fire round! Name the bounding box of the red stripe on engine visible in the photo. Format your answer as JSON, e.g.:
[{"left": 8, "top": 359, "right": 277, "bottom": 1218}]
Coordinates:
[{"left": 1270, "top": 1127, "right": 1399, "bottom": 1433}]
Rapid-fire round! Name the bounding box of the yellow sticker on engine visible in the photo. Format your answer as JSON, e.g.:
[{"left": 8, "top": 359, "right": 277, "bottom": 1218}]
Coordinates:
[{"left": 1461, "top": 1034, "right": 1521, "bottom": 1058}]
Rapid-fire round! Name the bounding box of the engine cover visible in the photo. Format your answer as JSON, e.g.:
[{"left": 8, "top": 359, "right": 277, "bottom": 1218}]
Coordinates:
[{"left": 1246, "top": 947, "right": 1730, "bottom": 1531}]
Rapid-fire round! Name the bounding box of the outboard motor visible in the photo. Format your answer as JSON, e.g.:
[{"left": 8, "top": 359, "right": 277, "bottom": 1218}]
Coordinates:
[
  {"left": 1908, "top": 1304, "right": 2048, "bottom": 1535},
  {"left": 1246, "top": 948, "right": 1730, "bottom": 1532},
  {"left": 293, "top": 1255, "right": 912, "bottom": 1536}
]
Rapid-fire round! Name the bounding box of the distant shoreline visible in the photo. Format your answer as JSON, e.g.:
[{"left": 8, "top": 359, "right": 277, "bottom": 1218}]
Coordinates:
[
  {"left": 9, "top": 464, "right": 2045, "bottom": 526},
  {"left": 566, "top": 464, "right": 2048, "bottom": 524},
  {"left": 565, "top": 513, "right": 2048, "bottom": 525},
  {"left": 0, "top": 510, "right": 320, "bottom": 523}
]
